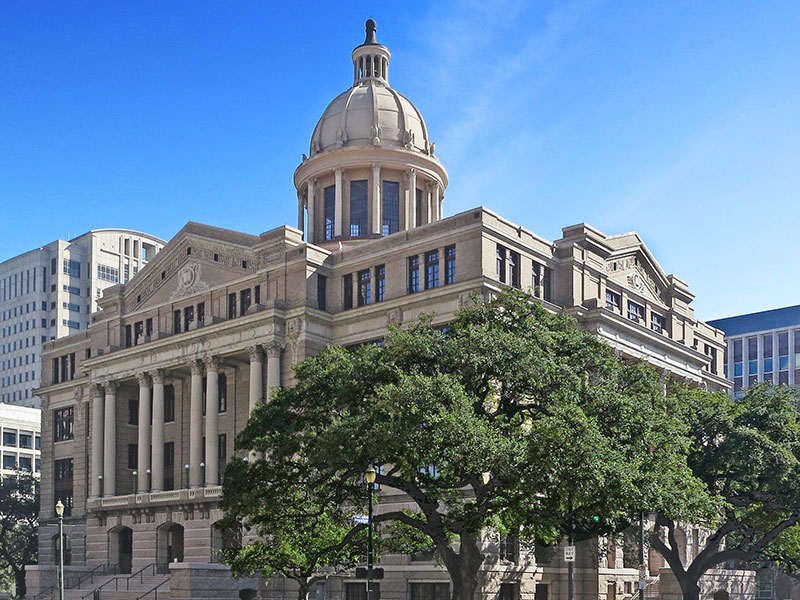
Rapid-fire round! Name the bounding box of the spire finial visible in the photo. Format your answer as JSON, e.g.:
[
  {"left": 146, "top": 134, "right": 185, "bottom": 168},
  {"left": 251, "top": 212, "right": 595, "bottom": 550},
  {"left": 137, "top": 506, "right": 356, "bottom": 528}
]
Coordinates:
[{"left": 364, "top": 19, "right": 377, "bottom": 45}]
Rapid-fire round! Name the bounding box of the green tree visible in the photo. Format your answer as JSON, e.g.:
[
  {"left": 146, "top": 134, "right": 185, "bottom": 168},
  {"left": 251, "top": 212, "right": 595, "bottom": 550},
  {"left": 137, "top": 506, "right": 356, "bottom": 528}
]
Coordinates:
[
  {"left": 650, "top": 384, "right": 800, "bottom": 600},
  {"left": 220, "top": 479, "right": 367, "bottom": 600},
  {"left": 0, "top": 472, "right": 39, "bottom": 598},
  {"left": 224, "top": 289, "right": 705, "bottom": 600}
]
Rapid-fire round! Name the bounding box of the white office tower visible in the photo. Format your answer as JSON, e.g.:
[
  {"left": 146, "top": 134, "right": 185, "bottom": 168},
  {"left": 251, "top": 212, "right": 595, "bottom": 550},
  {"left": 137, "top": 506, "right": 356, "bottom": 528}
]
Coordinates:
[{"left": 0, "top": 230, "right": 165, "bottom": 407}]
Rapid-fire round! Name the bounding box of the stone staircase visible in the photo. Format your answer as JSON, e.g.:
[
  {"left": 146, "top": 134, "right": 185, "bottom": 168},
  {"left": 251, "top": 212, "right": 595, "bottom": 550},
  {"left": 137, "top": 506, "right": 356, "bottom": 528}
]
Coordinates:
[{"left": 60, "top": 566, "right": 169, "bottom": 600}]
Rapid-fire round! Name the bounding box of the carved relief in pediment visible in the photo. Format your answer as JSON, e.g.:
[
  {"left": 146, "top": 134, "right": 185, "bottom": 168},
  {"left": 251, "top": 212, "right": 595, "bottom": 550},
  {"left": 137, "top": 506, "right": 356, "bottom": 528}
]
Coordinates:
[
  {"left": 607, "top": 256, "right": 666, "bottom": 304},
  {"left": 170, "top": 262, "right": 209, "bottom": 300}
]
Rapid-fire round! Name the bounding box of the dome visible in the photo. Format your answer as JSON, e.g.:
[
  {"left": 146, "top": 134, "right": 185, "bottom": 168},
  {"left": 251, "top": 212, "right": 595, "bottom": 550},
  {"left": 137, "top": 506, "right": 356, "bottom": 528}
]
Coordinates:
[
  {"left": 310, "top": 85, "right": 433, "bottom": 156},
  {"left": 308, "top": 19, "right": 435, "bottom": 157}
]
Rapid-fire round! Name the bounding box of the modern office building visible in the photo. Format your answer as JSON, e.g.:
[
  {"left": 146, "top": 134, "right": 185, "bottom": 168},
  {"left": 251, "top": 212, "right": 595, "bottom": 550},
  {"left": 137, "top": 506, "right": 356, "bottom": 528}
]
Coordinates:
[
  {"left": 708, "top": 304, "right": 800, "bottom": 398},
  {"left": 0, "top": 402, "right": 41, "bottom": 478},
  {"left": 28, "top": 20, "right": 745, "bottom": 600},
  {"left": 0, "top": 230, "right": 165, "bottom": 407}
]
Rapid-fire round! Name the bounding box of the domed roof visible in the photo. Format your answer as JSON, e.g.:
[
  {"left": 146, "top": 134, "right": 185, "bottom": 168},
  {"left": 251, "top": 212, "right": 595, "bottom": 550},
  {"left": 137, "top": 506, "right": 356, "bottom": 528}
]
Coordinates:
[{"left": 308, "top": 20, "right": 435, "bottom": 157}]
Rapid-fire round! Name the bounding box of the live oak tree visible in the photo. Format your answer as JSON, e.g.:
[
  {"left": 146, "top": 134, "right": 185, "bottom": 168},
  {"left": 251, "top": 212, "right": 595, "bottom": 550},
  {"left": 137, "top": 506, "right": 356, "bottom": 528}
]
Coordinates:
[
  {"left": 0, "top": 472, "right": 39, "bottom": 598},
  {"left": 650, "top": 384, "right": 800, "bottom": 600},
  {"left": 223, "top": 289, "right": 705, "bottom": 600}
]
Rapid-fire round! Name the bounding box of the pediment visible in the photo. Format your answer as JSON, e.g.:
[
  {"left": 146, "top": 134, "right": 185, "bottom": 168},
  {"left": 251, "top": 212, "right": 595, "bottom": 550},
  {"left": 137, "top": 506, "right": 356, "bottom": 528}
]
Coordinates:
[
  {"left": 122, "top": 227, "right": 260, "bottom": 312},
  {"left": 606, "top": 252, "right": 668, "bottom": 305}
]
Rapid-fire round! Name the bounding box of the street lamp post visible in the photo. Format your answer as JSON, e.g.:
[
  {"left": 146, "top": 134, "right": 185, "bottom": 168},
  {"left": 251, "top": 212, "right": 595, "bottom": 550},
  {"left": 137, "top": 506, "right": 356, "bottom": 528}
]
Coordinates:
[
  {"left": 55, "top": 500, "right": 65, "bottom": 600},
  {"left": 365, "top": 465, "right": 376, "bottom": 600},
  {"left": 132, "top": 471, "right": 138, "bottom": 495},
  {"left": 146, "top": 468, "right": 152, "bottom": 493},
  {"left": 200, "top": 462, "right": 205, "bottom": 487},
  {"left": 98, "top": 475, "right": 103, "bottom": 498},
  {"left": 184, "top": 464, "right": 189, "bottom": 489}
]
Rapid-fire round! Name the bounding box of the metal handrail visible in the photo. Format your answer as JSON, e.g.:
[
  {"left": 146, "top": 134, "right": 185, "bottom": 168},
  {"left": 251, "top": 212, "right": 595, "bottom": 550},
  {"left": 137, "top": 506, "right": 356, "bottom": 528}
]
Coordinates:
[
  {"left": 630, "top": 575, "right": 660, "bottom": 600},
  {"left": 80, "top": 568, "right": 128, "bottom": 600},
  {"left": 136, "top": 577, "right": 169, "bottom": 600},
  {"left": 35, "top": 564, "right": 116, "bottom": 600},
  {"left": 124, "top": 563, "right": 157, "bottom": 590}
]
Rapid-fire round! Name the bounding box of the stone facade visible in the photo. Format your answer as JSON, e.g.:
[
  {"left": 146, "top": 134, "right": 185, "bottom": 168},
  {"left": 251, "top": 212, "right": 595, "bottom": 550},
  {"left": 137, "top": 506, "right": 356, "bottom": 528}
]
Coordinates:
[{"left": 31, "top": 19, "right": 736, "bottom": 600}]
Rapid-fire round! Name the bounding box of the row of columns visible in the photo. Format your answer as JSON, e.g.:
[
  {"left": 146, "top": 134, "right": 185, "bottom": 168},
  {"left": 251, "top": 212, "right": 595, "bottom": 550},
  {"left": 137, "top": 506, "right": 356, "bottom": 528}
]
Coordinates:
[
  {"left": 90, "top": 342, "right": 282, "bottom": 498},
  {"left": 298, "top": 168, "right": 443, "bottom": 243}
]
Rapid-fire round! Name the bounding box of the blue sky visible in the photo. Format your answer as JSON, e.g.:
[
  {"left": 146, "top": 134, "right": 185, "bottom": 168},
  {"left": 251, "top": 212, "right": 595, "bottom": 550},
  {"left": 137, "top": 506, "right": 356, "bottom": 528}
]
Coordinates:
[{"left": 0, "top": 1, "right": 798, "bottom": 320}]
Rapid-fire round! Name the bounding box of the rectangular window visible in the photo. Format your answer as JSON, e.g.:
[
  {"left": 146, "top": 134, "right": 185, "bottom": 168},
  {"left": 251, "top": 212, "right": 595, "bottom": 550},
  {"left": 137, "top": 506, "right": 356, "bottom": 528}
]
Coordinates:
[
  {"left": 3, "top": 430, "right": 17, "bottom": 446},
  {"left": 197, "top": 302, "right": 205, "bottom": 326},
  {"left": 125, "top": 324, "right": 133, "bottom": 348},
  {"left": 375, "top": 265, "right": 385, "bottom": 302},
  {"left": 497, "top": 245, "right": 507, "bottom": 283},
  {"left": 345, "top": 583, "right": 380, "bottom": 600},
  {"left": 128, "top": 444, "right": 138, "bottom": 469},
  {"left": 415, "top": 188, "right": 424, "bottom": 226},
  {"left": 382, "top": 181, "right": 400, "bottom": 235},
  {"left": 408, "top": 256, "right": 420, "bottom": 293},
  {"left": 509, "top": 251, "right": 520, "bottom": 288},
  {"left": 324, "top": 185, "right": 336, "bottom": 240},
  {"left": 63, "top": 259, "right": 80, "bottom": 278},
  {"left": 173, "top": 310, "right": 181, "bottom": 334},
  {"left": 704, "top": 344, "right": 718, "bottom": 375},
  {"left": 164, "top": 385, "right": 175, "bottom": 422},
  {"left": 318, "top": 275, "right": 327, "bottom": 311},
  {"left": 134, "top": 321, "right": 143, "bottom": 345},
  {"left": 410, "top": 583, "right": 449, "bottom": 600},
  {"left": 747, "top": 336, "right": 758, "bottom": 361},
  {"left": 3, "top": 454, "right": 16, "bottom": 470},
  {"left": 240, "top": 288, "right": 252, "bottom": 316},
  {"left": 500, "top": 583, "right": 520, "bottom": 600},
  {"left": 228, "top": 293, "right": 237, "bottom": 319},
  {"left": 606, "top": 290, "right": 621, "bottom": 311},
  {"left": 350, "top": 180, "right": 368, "bottom": 237},
  {"left": 54, "top": 407, "right": 74, "bottom": 442},
  {"left": 164, "top": 441, "right": 175, "bottom": 490},
  {"left": 425, "top": 249, "right": 440, "bottom": 290},
  {"left": 500, "top": 531, "right": 520, "bottom": 562},
  {"left": 627, "top": 301, "right": 644, "bottom": 323},
  {"left": 145, "top": 317, "right": 153, "bottom": 339},
  {"left": 343, "top": 274, "right": 354, "bottom": 310},
  {"left": 357, "top": 269, "right": 372, "bottom": 307},
  {"left": 128, "top": 398, "right": 139, "bottom": 425},
  {"left": 19, "top": 455, "right": 32, "bottom": 472},
  {"left": 219, "top": 373, "right": 228, "bottom": 413},
  {"left": 218, "top": 433, "right": 227, "bottom": 461},
  {"left": 651, "top": 313, "right": 666, "bottom": 333},
  {"left": 97, "top": 264, "right": 119, "bottom": 283},
  {"left": 19, "top": 431, "right": 32, "bottom": 449},
  {"left": 54, "top": 457, "right": 74, "bottom": 516},
  {"left": 184, "top": 305, "right": 194, "bottom": 329},
  {"left": 62, "top": 301, "right": 80, "bottom": 312},
  {"left": 63, "top": 285, "right": 81, "bottom": 295},
  {"left": 445, "top": 245, "right": 456, "bottom": 285}
]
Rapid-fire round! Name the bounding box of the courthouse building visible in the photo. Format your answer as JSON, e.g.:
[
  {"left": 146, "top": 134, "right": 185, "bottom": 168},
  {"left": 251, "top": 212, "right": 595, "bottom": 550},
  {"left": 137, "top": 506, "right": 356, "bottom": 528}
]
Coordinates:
[
  {"left": 30, "top": 20, "right": 736, "bottom": 600},
  {"left": 0, "top": 230, "right": 164, "bottom": 407}
]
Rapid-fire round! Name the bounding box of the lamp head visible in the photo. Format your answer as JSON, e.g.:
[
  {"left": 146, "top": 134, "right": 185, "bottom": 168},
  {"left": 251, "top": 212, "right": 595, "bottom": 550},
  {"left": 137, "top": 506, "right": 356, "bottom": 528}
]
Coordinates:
[
  {"left": 55, "top": 500, "right": 64, "bottom": 516},
  {"left": 132, "top": 471, "right": 137, "bottom": 477},
  {"left": 365, "top": 465, "right": 376, "bottom": 484}
]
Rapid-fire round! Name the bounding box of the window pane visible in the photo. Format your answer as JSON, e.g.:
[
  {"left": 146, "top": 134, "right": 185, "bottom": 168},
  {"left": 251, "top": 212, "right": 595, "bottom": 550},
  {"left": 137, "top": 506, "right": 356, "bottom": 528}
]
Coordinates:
[
  {"left": 324, "top": 186, "right": 336, "bottom": 240},
  {"left": 350, "top": 180, "right": 368, "bottom": 237},
  {"left": 382, "top": 181, "right": 399, "bottom": 235}
]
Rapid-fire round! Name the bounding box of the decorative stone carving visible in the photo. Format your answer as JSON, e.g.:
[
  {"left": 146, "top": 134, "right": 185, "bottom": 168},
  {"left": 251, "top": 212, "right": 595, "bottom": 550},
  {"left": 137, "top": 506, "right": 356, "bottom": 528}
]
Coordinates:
[
  {"left": 287, "top": 318, "right": 303, "bottom": 340},
  {"left": 370, "top": 124, "right": 382, "bottom": 145},
  {"left": 102, "top": 380, "right": 118, "bottom": 393},
  {"left": 247, "top": 345, "right": 263, "bottom": 362},
  {"left": 171, "top": 262, "right": 209, "bottom": 300},
  {"left": 627, "top": 271, "right": 645, "bottom": 292},
  {"left": 386, "top": 308, "right": 403, "bottom": 326},
  {"left": 189, "top": 360, "right": 204, "bottom": 376},
  {"left": 204, "top": 356, "right": 220, "bottom": 372},
  {"left": 149, "top": 369, "right": 165, "bottom": 385},
  {"left": 403, "top": 129, "right": 415, "bottom": 149},
  {"left": 264, "top": 341, "right": 284, "bottom": 358},
  {"left": 136, "top": 373, "right": 151, "bottom": 387}
]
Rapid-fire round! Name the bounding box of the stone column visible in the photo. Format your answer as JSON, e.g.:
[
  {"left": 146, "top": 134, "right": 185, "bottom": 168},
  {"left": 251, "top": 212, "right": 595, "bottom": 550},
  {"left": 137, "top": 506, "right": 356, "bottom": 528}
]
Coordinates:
[
  {"left": 136, "top": 373, "right": 151, "bottom": 492},
  {"left": 372, "top": 163, "right": 381, "bottom": 235},
  {"left": 407, "top": 169, "right": 417, "bottom": 229},
  {"left": 150, "top": 369, "right": 165, "bottom": 492},
  {"left": 204, "top": 356, "right": 220, "bottom": 486},
  {"left": 307, "top": 180, "right": 316, "bottom": 242},
  {"left": 265, "top": 342, "right": 283, "bottom": 402},
  {"left": 435, "top": 183, "right": 442, "bottom": 221},
  {"left": 334, "top": 168, "right": 343, "bottom": 237},
  {"left": 297, "top": 191, "right": 305, "bottom": 233},
  {"left": 90, "top": 384, "right": 104, "bottom": 497},
  {"left": 189, "top": 360, "right": 204, "bottom": 488},
  {"left": 103, "top": 380, "right": 118, "bottom": 497},
  {"left": 247, "top": 346, "right": 264, "bottom": 415}
]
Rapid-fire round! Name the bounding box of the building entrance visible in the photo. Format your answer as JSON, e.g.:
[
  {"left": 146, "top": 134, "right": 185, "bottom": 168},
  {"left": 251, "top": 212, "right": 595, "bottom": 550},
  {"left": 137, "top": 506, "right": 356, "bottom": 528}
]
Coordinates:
[
  {"left": 157, "top": 523, "right": 184, "bottom": 571},
  {"left": 109, "top": 526, "right": 133, "bottom": 574}
]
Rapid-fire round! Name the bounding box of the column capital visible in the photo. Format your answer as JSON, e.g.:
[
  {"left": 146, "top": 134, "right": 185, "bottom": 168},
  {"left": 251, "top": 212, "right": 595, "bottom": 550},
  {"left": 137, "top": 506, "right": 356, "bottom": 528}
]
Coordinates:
[
  {"left": 264, "top": 340, "right": 284, "bottom": 358},
  {"left": 407, "top": 167, "right": 417, "bottom": 177},
  {"left": 91, "top": 383, "right": 104, "bottom": 397},
  {"left": 335, "top": 167, "right": 343, "bottom": 176},
  {"left": 149, "top": 369, "right": 166, "bottom": 385},
  {"left": 204, "top": 355, "right": 221, "bottom": 372},
  {"left": 136, "top": 372, "right": 151, "bottom": 387},
  {"left": 189, "top": 359, "right": 204, "bottom": 376},
  {"left": 311, "top": 177, "right": 318, "bottom": 185},
  {"left": 372, "top": 162, "right": 381, "bottom": 170},
  {"left": 247, "top": 345, "right": 264, "bottom": 362},
  {"left": 103, "top": 380, "right": 118, "bottom": 393}
]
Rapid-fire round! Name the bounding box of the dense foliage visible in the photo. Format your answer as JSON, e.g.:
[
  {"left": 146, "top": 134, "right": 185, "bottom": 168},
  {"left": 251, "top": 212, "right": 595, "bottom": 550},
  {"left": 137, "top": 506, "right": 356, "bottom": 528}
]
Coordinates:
[
  {"left": 223, "top": 289, "right": 707, "bottom": 600},
  {"left": 0, "top": 472, "right": 39, "bottom": 598}
]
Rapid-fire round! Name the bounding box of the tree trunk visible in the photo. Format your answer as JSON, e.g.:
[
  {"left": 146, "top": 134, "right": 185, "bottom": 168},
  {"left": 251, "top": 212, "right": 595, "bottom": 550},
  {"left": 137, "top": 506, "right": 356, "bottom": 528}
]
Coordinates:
[
  {"left": 14, "top": 567, "right": 26, "bottom": 599},
  {"left": 674, "top": 571, "right": 700, "bottom": 600},
  {"left": 296, "top": 579, "right": 311, "bottom": 600},
  {"left": 441, "top": 532, "right": 484, "bottom": 600}
]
